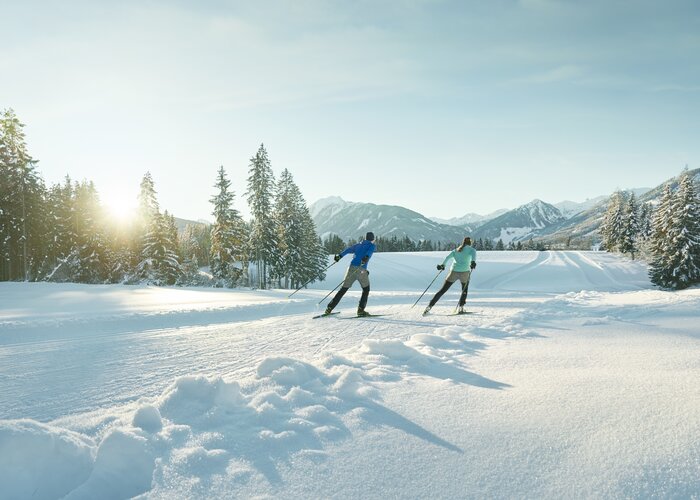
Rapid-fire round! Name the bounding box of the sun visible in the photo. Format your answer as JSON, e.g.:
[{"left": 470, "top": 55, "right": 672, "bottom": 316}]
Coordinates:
[{"left": 102, "top": 195, "right": 137, "bottom": 224}]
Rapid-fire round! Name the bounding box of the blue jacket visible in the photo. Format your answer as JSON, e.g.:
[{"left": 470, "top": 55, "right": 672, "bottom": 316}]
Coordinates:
[{"left": 341, "top": 239, "right": 376, "bottom": 269}]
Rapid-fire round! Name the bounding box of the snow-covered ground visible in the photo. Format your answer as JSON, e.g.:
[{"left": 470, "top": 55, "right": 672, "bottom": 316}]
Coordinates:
[{"left": 1, "top": 251, "right": 699, "bottom": 499}]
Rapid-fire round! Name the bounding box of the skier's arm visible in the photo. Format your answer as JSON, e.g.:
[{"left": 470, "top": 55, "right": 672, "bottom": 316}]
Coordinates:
[
  {"left": 441, "top": 251, "right": 455, "bottom": 267},
  {"left": 437, "top": 251, "right": 454, "bottom": 270},
  {"left": 339, "top": 243, "right": 358, "bottom": 258},
  {"left": 470, "top": 248, "right": 477, "bottom": 269}
]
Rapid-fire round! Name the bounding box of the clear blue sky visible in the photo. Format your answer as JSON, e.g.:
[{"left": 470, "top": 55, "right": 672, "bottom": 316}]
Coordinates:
[{"left": 2, "top": 0, "right": 699, "bottom": 221}]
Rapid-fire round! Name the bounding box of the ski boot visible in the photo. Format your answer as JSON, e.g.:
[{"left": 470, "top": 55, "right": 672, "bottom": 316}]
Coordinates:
[
  {"left": 357, "top": 307, "right": 370, "bottom": 317},
  {"left": 324, "top": 306, "right": 334, "bottom": 316},
  {"left": 457, "top": 305, "right": 466, "bottom": 314},
  {"left": 422, "top": 305, "right": 431, "bottom": 316}
]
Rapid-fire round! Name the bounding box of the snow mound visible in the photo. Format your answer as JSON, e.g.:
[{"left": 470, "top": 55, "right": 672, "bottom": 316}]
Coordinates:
[
  {"left": 133, "top": 405, "right": 163, "bottom": 433},
  {"left": 0, "top": 420, "right": 94, "bottom": 500},
  {"left": 67, "top": 429, "right": 157, "bottom": 499}
]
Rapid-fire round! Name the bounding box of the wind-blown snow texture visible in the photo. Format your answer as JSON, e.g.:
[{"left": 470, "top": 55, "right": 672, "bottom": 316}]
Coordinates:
[{"left": 1, "top": 251, "right": 699, "bottom": 499}]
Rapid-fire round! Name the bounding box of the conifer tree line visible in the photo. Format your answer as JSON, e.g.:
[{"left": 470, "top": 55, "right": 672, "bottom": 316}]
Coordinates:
[
  {"left": 322, "top": 234, "right": 541, "bottom": 254},
  {"left": 601, "top": 171, "right": 700, "bottom": 290},
  {"left": 0, "top": 109, "right": 327, "bottom": 289}
]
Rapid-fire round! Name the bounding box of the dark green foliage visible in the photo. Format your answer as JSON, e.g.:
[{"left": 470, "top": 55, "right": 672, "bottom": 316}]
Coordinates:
[
  {"left": 210, "top": 166, "right": 247, "bottom": 287},
  {"left": 323, "top": 234, "right": 345, "bottom": 254},
  {"left": 246, "top": 144, "right": 277, "bottom": 289},
  {"left": 649, "top": 173, "right": 700, "bottom": 289}
]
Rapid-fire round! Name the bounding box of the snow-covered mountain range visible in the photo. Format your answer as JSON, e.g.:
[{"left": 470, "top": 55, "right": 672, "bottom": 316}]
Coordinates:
[
  {"left": 310, "top": 198, "right": 470, "bottom": 243},
  {"left": 470, "top": 199, "right": 566, "bottom": 244},
  {"left": 310, "top": 169, "right": 699, "bottom": 246},
  {"left": 430, "top": 209, "right": 508, "bottom": 228}
]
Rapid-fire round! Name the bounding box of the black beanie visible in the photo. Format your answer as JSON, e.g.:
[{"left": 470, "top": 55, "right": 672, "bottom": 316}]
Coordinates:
[{"left": 365, "top": 231, "right": 375, "bottom": 241}]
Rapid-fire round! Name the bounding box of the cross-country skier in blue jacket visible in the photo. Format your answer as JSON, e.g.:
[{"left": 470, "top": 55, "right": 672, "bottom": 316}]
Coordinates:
[
  {"left": 325, "top": 232, "right": 376, "bottom": 317},
  {"left": 423, "top": 236, "right": 477, "bottom": 315}
]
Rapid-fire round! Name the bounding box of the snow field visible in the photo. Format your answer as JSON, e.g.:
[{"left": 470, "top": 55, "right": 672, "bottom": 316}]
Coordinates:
[{"left": 1, "top": 250, "right": 699, "bottom": 498}]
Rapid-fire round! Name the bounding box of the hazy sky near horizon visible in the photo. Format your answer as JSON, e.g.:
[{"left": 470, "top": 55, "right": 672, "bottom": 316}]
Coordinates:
[{"left": 2, "top": 0, "right": 699, "bottom": 221}]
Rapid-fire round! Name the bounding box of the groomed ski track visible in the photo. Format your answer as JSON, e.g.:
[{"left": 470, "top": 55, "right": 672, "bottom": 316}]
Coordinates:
[{"left": 0, "top": 251, "right": 650, "bottom": 421}]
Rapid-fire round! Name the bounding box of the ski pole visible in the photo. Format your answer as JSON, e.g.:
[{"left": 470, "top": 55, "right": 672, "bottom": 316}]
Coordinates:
[
  {"left": 318, "top": 279, "right": 345, "bottom": 305},
  {"left": 287, "top": 260, "right": 338, "bottom": 298},
  {"left": 454, "top": 270, "right": 473, "bottom": 313},
  {"left": 454, "top": 281, "right": 469, "bottom": 313},
  {"left": 411, "top": 269, "right": 443, "bottom": 308},
  {"left": 317, "top": 265, "right": 361, "bottom": 305}
]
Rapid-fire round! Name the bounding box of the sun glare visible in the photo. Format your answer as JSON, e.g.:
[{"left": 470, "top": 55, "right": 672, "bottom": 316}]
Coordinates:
[{"left": 102, "top": 196, "right": 136, "bottom": 224}]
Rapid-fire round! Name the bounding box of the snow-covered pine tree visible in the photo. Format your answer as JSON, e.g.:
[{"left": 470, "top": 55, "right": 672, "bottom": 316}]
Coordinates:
[
  {"left": 210, "top": 166, "right": 246, "bottom": 287},
  {"left": 180, "top": 223, "right": 210, "bottom": 270},
  {"left": 650, "top": 172, "right": 700, "bottom": 289},
  {"left": 271, "top": 169, "right": 302, "bottom": 288},
  {"left": 290, "top": 174, "right": 326, "bottom": 289},
  {"left": 638, "top": 201, "right": 653, "bottom": 240},
  {"left": 601, "top": 190, "right": 627, "bottom": 252},
  {"left": 160, "top": 211, "right": 183, "bottom": 285},
  {"left": 0, "top": 108, "right": 45, "bottom": 281},
  {"left": 619, "top": 192, "right": 639, "bottom": 259},
  {"left": 648, "top": 183, "right": 674, "bottom": 281},
  {"left": 245, "top": 144, "right": 277, "bottom": 289},
  {"left": 72, "top": 181, "right": 110, "bottom": 283},
  {"left": 42, "top": 177, "right": 79, "bottom": 282},
  {"left": 135, "top": 172, "right": 181, "bottom": 284},
  {"left": 297, "top": 214, "right": 328, "bottom": 289}
]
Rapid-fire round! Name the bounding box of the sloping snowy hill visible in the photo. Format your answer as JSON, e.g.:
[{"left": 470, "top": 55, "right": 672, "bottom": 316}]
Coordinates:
[{"left": 2, "top": 252, "right": 699, "bottom": 499}]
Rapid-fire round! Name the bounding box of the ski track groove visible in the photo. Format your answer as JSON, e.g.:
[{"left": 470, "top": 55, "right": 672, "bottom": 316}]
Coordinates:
[{"left": 478, "top": 251, "right": 550, "bottom": 290}]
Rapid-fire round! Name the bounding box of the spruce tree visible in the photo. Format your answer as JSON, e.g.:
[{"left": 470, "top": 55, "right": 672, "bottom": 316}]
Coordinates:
[
  {"left": 294, "top": 186, "right": 327, "bottom": 289},
  {"left": 601, "top": 190, "right": 627, "bottom": 252},
  {"left": 135, "top": 173, "right": 181, "bottom": 284},
  {"left": 245, "top": 144, "right": 277, "bottom": 289},
  {"left": 619, "top": 192, "right": 639, "bottom": 259},
  {"left": 271, "top": 169, "right": 326, "bottom": 289},
  {"left": 648, "top": 184, "right": 674, "bottom": 265},
  {"left": 73, "top": 181, "right": 110, "bottom": 283},
  {"left": 272, "top": 169, "right": 302, "bottom": 288},
  {"left": 638, "top": 202, "right": 653, "bottom": 240},
  {"left": 650, "top": 173, "right": 700, "bottom": 289},
  {"left": 0, "top": 108, "right": 45, "bottom": 281},
  {"left": 210, "top": 166, "right": 246, "bottom": 287}
]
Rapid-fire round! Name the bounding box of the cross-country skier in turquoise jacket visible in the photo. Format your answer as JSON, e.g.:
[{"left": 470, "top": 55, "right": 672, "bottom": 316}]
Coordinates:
[{"left": 423, "top": 236, "right": 477, "bottom": 315}]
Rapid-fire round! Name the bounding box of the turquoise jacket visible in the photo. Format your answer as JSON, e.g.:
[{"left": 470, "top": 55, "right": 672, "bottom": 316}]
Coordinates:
[{"left": 441, "top": 246, "right": 477, "bottom": 272}]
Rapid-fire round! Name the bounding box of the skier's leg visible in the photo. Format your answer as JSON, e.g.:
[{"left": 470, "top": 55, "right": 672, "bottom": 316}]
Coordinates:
[
  {"left": 326, "top": 287, "right": 349, "bottom": 313},
  {"left": 357, "top": 269, "right": 370, "bottom": 314},
  {"left": 358, "top": 285, "right": 370, "bottom": 311},
  {"left": 458, "top": 282, "right": 469, "bottom": 307},
  {"left": 428, "top": 279, "right": 454, "bottom": 307}
]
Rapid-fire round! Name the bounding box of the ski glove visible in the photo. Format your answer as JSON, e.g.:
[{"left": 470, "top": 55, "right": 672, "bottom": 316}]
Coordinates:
[
  {"left": 334, "top": 254, "right": 342, "bottom": 262},
  {"left": 470, "top": 261, "right": 477, "bottom": 270},
  {"left": 437, "top": 264, "right": 445, "bottom": 271}
]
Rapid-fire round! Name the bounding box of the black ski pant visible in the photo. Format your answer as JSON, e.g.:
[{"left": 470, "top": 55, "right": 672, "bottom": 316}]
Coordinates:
[
  {"left": 327, "top": 285, "right": 370, "bottom": 311},
  {"left": 428, "top": 280, "right": 469, "bottom": 308}
]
